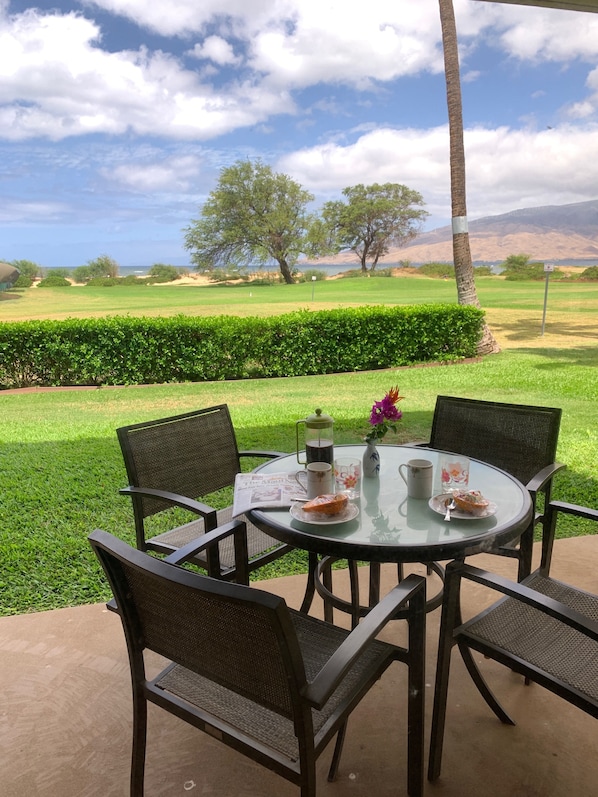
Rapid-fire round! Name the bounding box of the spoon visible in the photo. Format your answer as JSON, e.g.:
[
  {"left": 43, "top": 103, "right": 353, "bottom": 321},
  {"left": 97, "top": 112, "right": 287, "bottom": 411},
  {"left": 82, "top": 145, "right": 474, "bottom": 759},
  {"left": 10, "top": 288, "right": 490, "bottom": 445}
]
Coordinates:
[{"left": 444, "top": 497, "right": 456, "bottom": 521}]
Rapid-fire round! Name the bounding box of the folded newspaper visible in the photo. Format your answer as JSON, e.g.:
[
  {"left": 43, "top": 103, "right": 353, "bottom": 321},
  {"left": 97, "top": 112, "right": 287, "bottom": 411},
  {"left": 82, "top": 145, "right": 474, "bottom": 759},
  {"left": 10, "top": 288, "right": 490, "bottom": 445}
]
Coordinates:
[{"left": 233, "top": 472, "right": 306, "bottom": 517}]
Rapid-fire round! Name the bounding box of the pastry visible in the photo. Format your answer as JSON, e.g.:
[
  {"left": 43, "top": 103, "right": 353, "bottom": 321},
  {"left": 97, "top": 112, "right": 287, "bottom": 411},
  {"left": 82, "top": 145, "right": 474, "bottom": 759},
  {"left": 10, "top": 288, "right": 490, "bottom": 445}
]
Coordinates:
[
  {"left": 302, "top": 493, "right": 348, "bottom": 515},
  {"left": 453, "top": 490, "right": 490, "bottom": 516}
]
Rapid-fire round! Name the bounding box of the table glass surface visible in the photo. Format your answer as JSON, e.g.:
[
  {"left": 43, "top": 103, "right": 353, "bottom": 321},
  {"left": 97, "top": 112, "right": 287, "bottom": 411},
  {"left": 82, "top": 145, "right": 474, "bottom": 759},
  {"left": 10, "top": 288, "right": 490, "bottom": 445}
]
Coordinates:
[{"left": 249, "top": 444, "right": 532, "bottom": 562}]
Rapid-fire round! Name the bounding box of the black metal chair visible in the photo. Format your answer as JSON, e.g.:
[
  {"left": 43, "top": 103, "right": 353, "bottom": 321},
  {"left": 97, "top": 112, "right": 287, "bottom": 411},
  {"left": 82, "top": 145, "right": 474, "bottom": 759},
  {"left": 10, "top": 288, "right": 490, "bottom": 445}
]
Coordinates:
[
  {"left": 428, "top": 499, "right": 598, "bottom": 783},
  {"left": 89, "top": 527, "right": 426, "bottom": 797},
  {"left": 116, "top": 405, "right": 316, "bottom": 601},
  {"left": 419, "top": 395, "right": 564, "bottom": 580}
]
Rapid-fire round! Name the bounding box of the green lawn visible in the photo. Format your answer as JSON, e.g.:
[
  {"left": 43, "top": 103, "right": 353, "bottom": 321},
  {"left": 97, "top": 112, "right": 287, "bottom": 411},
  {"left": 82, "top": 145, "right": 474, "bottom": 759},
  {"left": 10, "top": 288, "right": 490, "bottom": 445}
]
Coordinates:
[{"left": 1, "top": 275, "right": 597, "bottom": 616}]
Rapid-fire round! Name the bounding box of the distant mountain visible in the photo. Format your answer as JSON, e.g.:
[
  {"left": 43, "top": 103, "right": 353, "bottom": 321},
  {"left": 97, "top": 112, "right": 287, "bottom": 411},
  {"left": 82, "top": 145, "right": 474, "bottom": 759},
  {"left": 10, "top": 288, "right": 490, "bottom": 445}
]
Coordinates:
[{"left": 397, "top": 199, "right": 598, "bottom": 264}]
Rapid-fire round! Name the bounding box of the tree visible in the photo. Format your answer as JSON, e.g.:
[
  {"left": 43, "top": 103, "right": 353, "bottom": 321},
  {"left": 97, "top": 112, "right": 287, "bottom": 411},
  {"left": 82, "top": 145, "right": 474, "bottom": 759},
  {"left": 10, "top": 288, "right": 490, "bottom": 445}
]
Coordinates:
[
  {"left": 438, "top": 0, "right": 499, "bottom": 354},
  {"left": 10, "top": 259, "right": 42, "bottom": 280},
  {"left": 86, "top": 254, "right": 119, "bottom": 279},
  {"left": 184, "top": 160, "right": 322, "bottom": 285},
  {"left": 321, "top": 183, "right": 428, "bottom": 273}
]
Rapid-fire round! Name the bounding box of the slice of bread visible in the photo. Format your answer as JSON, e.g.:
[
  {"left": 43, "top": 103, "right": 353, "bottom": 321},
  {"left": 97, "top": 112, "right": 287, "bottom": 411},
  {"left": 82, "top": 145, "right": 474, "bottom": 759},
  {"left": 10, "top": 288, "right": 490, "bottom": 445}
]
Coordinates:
[{"left": 302, "top": 493, "right": 348, "bottom": 515}]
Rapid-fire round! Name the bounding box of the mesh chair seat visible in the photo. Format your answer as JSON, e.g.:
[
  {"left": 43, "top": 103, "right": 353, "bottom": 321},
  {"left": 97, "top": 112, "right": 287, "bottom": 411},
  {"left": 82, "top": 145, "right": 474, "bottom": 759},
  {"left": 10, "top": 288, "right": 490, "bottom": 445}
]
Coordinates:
[
  {"left": 462, "top": 573, "right": 598, "bottom": 703},
  {"left": 158, "top": 611, "right": 393, "bottom": 761},
  {"left": 149, "top": 506, "right": 282, "bottom": 570}
]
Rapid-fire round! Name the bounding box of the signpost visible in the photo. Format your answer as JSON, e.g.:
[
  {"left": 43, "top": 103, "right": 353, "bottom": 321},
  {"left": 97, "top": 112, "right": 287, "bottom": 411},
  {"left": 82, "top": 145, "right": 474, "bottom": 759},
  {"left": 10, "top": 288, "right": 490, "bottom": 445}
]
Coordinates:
[{"left": 541, "top": 263, "right": 554, "bottom": 336}]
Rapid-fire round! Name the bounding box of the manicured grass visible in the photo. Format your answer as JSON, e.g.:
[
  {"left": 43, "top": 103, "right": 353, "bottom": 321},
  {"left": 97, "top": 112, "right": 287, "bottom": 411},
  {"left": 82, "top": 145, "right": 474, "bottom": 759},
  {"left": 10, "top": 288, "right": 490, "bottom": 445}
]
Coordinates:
[
  {"left": 4, "top": 275, "right": 598, "bottom": 322},
  {"left": 1, "top": 275, "right": 597, "bottom": 616}
]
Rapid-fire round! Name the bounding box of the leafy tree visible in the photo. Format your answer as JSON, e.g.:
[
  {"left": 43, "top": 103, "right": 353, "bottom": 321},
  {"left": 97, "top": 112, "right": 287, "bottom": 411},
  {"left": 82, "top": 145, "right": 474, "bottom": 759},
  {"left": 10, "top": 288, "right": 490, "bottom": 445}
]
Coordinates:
[
  {"left": 10, "top": 259, "right": 41, "bottom": 280},
  {"left": 72, "top": 265, "right": 91, "bottom": 283},
  {"left": 183, "top": 160, "right": 323, "bottom": 284},
  {"left": 500, "top": 254, "right": 546, "bottom": 280},
  {"left": 321, "top": 183, "right": 428, "bottom": 272},
  {"left": 86, "top": 254, "right": 119, "bottom": 279}
]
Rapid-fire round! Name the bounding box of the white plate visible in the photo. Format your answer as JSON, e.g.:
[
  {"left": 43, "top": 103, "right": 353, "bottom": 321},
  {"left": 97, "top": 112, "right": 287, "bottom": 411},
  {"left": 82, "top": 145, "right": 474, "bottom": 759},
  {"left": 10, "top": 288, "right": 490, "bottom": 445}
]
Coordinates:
[
  {"left": 429, "top": 493, "right": 497, "bottom": 520},
  {"left": 290, "top": 501, "right": 359, "bottom": 526}
]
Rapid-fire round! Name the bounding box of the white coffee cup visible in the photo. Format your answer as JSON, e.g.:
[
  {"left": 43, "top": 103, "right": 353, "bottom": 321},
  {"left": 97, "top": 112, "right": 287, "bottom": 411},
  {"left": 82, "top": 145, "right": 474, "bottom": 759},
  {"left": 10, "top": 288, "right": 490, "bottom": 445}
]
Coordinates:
[
  {"left": 296, "top": 461, "right": 333, "bottom": 499},
  {"left": 399, "top": 458, "right": 434, "bottom": 500}
]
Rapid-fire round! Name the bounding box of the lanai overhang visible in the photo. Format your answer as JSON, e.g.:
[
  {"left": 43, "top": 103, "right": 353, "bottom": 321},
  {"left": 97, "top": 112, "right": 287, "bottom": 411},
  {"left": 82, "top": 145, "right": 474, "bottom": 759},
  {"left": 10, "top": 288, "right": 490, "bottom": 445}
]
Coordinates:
[{"left": 474, "top": 0, "right": 598, "bottom": 11}]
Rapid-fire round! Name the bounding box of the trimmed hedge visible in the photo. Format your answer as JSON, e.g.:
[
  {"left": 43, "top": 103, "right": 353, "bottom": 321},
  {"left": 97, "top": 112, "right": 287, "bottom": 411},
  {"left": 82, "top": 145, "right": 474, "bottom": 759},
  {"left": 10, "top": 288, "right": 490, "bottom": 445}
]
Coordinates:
[{"left": 0, "top": 305, "right": 484, "bottom": 389}]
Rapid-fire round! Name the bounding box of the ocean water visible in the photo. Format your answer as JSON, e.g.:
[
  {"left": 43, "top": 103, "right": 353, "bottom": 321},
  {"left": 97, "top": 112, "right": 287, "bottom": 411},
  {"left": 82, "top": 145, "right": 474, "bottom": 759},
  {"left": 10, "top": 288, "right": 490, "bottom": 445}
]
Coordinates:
[{"left": 48, "top": 262, "right": 367, "bottom": 278}]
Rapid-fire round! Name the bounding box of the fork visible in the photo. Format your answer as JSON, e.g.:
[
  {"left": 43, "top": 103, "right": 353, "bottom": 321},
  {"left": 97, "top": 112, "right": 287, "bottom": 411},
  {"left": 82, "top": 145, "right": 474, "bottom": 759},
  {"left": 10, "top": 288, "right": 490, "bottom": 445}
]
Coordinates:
[{"left": 443, "top": 497, "right": 456, "bottom": 521}]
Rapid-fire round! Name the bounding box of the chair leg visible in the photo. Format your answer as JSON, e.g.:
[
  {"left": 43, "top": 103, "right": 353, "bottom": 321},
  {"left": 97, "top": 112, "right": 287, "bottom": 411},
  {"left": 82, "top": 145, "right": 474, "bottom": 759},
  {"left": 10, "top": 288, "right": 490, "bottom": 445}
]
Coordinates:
[
  {"left": 131, "top": 690, "right": 147, "bottom": 796},
  {"left": 369, "top": 562, "right": 381, "bottom": 607},
  {"left": 407, "top": 583, "right": 426, "bottom": 797},
  {"left": 300, "top": 551, "right": 318, "bottom": 614},
  {"left": 327, "top": 721, "right": 348, "bottom": 782},
  {"left": 458, "top": 644, "right": 516, "bottom": 726},
  {"left": 348, "top": 561, "right": 361, "bottom": 629},
  {"left": 517, "top": 526, "right": 534, "bottom": 581}
]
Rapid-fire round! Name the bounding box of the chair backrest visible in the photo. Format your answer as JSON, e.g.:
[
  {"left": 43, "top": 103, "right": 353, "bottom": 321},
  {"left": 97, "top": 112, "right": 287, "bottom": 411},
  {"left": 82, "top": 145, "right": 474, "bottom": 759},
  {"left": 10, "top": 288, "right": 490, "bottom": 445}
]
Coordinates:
[
  {"left": 89, "top": 529, "right": 307, "bottom": 720},
  {"left": 117, "top": 405, "right": 242, "bottom": 519},
  {"left": 428, "top": 396, "right": 561, "bottom": 486}
]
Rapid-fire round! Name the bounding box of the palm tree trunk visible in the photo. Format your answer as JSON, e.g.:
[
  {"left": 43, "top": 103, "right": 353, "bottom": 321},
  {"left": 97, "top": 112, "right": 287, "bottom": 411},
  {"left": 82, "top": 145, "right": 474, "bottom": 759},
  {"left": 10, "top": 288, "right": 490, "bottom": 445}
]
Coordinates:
[{"left": 438, "top": 0, "right": 499, "bottom": 355}]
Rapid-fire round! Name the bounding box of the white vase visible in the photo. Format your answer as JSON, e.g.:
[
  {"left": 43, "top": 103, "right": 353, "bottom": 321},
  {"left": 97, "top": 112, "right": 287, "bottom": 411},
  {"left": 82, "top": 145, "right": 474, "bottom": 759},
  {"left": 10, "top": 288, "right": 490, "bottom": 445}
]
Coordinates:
[{"left": 362, "top": 441, "right": 380, "bottom": 478}]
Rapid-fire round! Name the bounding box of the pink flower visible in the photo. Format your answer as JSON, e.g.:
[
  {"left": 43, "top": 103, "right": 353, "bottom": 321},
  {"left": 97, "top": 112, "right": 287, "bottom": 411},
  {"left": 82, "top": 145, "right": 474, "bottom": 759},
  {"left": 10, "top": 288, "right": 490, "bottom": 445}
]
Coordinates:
[{"left": 365, "top": 386, "right": 404, "bottom": 443}]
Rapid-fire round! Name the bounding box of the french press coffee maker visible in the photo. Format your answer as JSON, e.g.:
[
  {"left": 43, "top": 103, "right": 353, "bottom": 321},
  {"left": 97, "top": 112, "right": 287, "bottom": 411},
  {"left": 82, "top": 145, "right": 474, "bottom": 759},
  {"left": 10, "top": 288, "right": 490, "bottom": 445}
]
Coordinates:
[{"left": 296, "top": 408, "right": 334, "bottom": 466}]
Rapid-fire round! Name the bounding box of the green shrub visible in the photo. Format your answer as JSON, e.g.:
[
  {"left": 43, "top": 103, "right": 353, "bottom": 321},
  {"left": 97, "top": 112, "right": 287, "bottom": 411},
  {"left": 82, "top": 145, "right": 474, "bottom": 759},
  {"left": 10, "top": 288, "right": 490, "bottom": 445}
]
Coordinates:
[
  {"left": 86, "top": 277, "right": 119, "bottom": 287},
  {"left": 148, "top": 264, "right": 180, "bottom": 282},
  {"left": 37, "top": 275, "right": 71, "bottom": 287},
  {"left": 296, "top": 269, "right": 327, "bottom": 282},
  {"left": 579, "top": 266, "right": 598, "bottom": 281},
  {"left": 474, "top": 265, "right": 494, "bottom": 276},
  {"left": 13, "top": 275, "right": 32, "bottom": 288},
  {"left": 119, "top": 274, "right": 146, "bottom": 285},
  {"left": 419, "top": 263, "right": 455, "bottom": 278},
  {"left": 338, "top": 269, "right": 367, "bottom": 279},
  {"left": 0, "top": 305, "right": 484, "bottom": 389}
]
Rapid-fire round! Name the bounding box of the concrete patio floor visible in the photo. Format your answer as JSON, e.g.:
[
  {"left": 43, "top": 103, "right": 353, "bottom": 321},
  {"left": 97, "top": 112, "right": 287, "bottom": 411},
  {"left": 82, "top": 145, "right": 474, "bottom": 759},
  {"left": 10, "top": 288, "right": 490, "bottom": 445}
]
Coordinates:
[{"left": 1, "top": 536, "right": 596, "bottom": 797}]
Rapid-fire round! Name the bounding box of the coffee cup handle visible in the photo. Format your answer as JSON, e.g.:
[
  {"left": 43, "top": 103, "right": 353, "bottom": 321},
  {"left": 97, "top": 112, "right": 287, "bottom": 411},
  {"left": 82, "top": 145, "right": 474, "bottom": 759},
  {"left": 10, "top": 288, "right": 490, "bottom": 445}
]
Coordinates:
[
  {"left": 398, "top": 463, "right": 408, "bottom": 486},
  {"left": 295, "top": 470, "right": 308, "bottom": 492}
]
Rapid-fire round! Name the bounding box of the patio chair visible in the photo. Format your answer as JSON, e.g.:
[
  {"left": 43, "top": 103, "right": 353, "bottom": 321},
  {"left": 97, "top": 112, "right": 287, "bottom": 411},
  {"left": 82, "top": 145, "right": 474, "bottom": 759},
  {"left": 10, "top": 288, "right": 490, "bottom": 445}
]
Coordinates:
[
  {"left": 419, "top": 395, "right": 564, "bottom": 580},
  {"left": 89, "top": 527, "right": 426, "bottom": 797},
  {"left": 428, "top": 499, "right": 598, "bottom": 782},
  {"left": 117, "top": 405, "right": 316, "bottom": 599}
]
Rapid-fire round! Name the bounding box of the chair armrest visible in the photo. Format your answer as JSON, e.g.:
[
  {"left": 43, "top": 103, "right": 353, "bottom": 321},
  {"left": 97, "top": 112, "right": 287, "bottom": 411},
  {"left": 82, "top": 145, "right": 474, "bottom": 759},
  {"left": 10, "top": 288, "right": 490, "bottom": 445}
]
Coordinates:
[
  {"left": 163, "top": 519, "right": 249, "bottom": 585},
  {"left": 453, "top": 562, "right": 598, "bottom": 642},
  {"left": 239, "top": 450, "right": 288, "bottom": 459},
  {"left": 526, "top": 462, "right": 566, "bottom": 495},
  {"left": 303, "top": 574, "right": 426, "bottom": 709},
  {"left": 548, "top": 500, "right": 598, "bottom": 523},
  {"left": 119, "top": 486, "right": 217, "bottom": 520}
]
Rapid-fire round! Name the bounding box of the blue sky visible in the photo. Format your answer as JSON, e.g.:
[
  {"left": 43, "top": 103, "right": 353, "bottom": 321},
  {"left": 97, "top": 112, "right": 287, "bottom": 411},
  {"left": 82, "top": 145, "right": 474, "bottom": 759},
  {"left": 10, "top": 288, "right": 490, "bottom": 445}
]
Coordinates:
[{"left": 2, "top": 0, "right": 598, "bottom": 268}]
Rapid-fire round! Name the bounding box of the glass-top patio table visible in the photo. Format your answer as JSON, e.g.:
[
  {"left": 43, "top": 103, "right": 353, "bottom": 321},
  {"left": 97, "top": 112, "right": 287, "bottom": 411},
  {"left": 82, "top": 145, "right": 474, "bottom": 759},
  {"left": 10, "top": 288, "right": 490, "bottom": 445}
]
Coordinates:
[{"left": 247, "top": 444, "right": 533, "bottom": 618}]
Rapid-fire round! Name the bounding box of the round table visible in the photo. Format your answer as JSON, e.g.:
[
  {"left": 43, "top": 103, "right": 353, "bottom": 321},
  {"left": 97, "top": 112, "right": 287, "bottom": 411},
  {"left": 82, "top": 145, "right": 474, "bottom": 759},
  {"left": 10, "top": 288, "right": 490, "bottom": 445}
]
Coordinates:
[{"left": 247, "top": 444, "right": 533, "bottom": 620}]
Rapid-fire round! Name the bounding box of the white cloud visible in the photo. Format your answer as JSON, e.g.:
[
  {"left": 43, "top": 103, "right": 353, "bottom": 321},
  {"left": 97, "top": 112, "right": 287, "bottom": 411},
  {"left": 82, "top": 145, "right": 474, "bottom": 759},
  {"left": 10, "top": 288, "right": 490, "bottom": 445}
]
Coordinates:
[
  {"left": 0, "top": 6, "right": 295, "bottom": 141},
  {"left": 188, "top": 35, "right": 241, "bottom": 66},
  {"left": 103, "top": 155, "right": 202, "bottom": 192},
  {"left": 493, "top": 5, "right": 598, "bottom": 63},
  {"left": 278, "top": 123, "right": 598, "bottom": 225}
]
